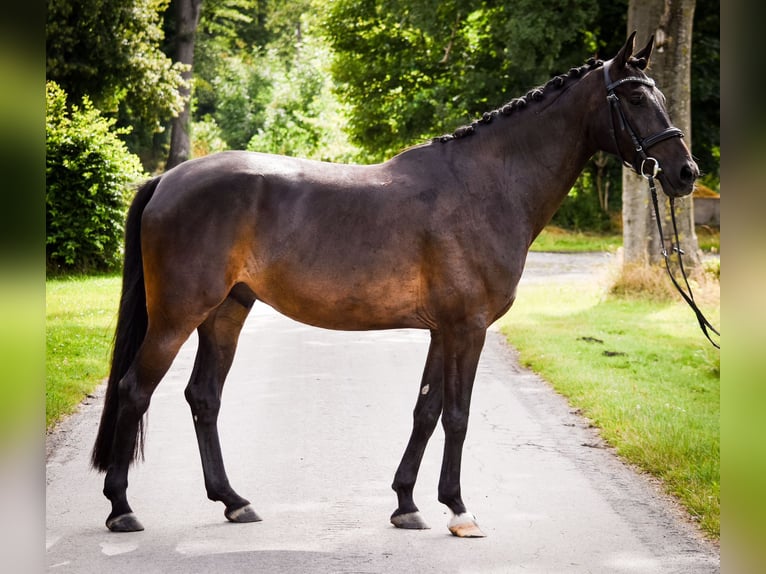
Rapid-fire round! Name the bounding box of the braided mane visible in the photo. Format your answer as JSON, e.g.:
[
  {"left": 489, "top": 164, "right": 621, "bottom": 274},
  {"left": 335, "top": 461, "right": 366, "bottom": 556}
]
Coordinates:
[{"left": 435, "top": 57, "right": 607, "bottom": 143}]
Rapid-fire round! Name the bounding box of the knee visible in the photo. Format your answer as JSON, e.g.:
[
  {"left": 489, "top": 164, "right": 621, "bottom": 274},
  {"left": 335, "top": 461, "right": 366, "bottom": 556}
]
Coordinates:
[
  {"left": 441, "top": 408, "right": 468, "bottom": 438},
  {"left": 413, "top": 406, "right": 440, "bottom": 431}
]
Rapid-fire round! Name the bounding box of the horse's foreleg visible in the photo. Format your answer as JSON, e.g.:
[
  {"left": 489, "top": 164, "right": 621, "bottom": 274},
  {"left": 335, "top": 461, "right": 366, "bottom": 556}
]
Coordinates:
[
  {"left": 390, "top": 331, "right": 444, "bottom": 530},
  {"left": 438, "top": 325, "right": 487, "bottom": 538},
  {"left": 103, "top": 328, "right": 190, "bottom": 532},
  {"left": 185, "top": 293, "right": 260, "bottom": 524}
]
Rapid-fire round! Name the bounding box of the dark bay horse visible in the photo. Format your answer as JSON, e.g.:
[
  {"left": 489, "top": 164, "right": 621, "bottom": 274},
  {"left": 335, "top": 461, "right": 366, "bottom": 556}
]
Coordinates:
[{"left": 91, "top": 33, "right": 698, "bottom": 537}]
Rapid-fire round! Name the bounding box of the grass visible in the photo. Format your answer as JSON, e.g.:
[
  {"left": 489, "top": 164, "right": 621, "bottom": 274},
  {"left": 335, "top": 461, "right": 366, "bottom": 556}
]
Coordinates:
[
  {"left": 46, "top": 275, "right": 121, "bottom": 429},
  {"left": 530, "top": 226, "right": 622, "bottom": 252},
  {"left": 497, "top": 270, "right": 720, "bottom": 538},
  {"left": 531, "top": 224, "right": 720, "bottom": 255}
]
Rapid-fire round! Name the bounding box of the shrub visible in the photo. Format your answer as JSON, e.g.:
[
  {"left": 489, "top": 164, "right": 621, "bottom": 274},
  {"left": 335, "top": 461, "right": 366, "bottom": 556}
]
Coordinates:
[
  {"left": 191, "top": 116, "right": 229, "bottom": 158},
  {"left": 46, "top": 82, "right": 146, "bottom": 274},
  {"left": 245, "top": 39, "right": 358, "bottom": 163}
]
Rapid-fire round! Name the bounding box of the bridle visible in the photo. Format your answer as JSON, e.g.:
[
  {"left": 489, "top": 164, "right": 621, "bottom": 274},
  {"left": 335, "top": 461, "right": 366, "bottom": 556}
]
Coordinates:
[
  {"left": 603, "top": 60, "right": 685, "bottom": 178},
  {"left": 603, "top": 61, "right": 720, "bottom": 349}
]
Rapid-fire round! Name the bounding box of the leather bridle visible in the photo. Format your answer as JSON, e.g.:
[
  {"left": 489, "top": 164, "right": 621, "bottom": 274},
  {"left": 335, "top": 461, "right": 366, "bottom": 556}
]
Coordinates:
[
  {"left": 603, "top": 61, "right": 685, "bottom": 179},
  {"left": 603, "top": 60, "right": 720, "bottom": 349}
]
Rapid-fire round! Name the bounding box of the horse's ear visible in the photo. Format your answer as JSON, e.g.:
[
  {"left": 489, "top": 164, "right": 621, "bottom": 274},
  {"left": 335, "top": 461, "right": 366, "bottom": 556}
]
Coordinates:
[
  {"left": 632, "top": 35, "right": 654, "bottom": 69},
  {"left": 614, "top": 31, "right": 637, "bottom": 70}
]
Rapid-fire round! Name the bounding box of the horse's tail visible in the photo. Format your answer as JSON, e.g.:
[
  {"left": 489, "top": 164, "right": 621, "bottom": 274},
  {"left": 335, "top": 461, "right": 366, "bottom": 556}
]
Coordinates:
[{"left": 91, "top": 176, "right": 161, "bottom": 472}]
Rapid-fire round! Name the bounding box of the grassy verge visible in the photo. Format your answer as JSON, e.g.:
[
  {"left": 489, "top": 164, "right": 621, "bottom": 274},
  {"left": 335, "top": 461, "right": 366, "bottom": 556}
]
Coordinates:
[
  {"left": 530, "top": 226, "right": 622, "bottom": 252},
  {"left": 46, "top": 275, "right": 121, "bottom": 429},
  {"left": 497, "top": 275, "right": 720, "bottom": 538},
  {"left": 531, "top": 224, "right": 719, "bottom": 254}
]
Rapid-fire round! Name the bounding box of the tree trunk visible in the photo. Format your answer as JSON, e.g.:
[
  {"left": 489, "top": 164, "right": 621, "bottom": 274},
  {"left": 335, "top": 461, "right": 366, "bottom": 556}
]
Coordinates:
[
  {"left": 166, "top": 0, "right": 203, "bottom": 169},
  {"left": 623, "top": 0, "right": 700, "bottom": 268}
]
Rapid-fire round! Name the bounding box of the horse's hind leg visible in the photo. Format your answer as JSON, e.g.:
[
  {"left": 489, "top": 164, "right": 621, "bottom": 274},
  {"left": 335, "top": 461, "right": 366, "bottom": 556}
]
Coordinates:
[
  {"left": 103, "top": 321, "right": 197, "bottom": 532},
  {"left": 185, "top": 287, "right": 261, "bottom": 524},
  {"left": 390, "top": 330, "right": 444, "bottom": 530}
]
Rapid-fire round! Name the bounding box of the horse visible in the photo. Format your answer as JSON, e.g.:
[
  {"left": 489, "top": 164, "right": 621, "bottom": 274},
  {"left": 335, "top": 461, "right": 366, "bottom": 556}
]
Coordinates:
[{"left": 91, "top": 32, "right": 698, "bottom": 537}]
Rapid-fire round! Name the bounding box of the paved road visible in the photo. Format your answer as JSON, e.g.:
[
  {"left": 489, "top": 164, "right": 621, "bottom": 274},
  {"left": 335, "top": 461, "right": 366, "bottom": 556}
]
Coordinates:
[{"left": 46, "top": 253, "right": 719, "bottom": 573}]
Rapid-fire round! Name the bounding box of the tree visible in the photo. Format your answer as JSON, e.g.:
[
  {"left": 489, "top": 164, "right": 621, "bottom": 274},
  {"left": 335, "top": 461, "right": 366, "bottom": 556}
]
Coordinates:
[
  {"left": 245, "top": 25, "right": 359, "bottom": 162},
  {"left": 324, "top": 0, "right": 599, "bottom": 162},
  {"left": 184, "top": 1, "right": 357, "bottom": 160},
  {"left": 622, "top": 0, "right": 701, "bottom": 268},
  {"left": 166, "top": 0, "right": 203, "bottom": 168},
  {"left": 46, "top": 0, "right": 186, "bottom": 150}
]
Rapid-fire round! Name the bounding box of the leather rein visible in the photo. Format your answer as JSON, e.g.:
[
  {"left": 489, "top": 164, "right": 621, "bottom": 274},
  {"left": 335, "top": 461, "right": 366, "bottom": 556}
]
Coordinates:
[{"left": 603, "top": 62, "right": 720, "bottom": 349}]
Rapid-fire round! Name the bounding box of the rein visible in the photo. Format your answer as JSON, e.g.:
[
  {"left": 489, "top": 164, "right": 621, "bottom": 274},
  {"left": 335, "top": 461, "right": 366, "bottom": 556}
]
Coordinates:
[
  {"left": 645, "top": 173, "right": 720, "bottom": 349},
  {"left": 603, "top": 62, "right": 720, "bottom": 349}
]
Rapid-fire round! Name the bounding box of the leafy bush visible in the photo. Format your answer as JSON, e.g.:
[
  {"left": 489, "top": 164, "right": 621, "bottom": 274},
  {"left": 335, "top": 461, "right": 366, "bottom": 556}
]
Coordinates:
[
  {"left": 246, "top": 37, "right": 358, "bottom": 162},
  {"left": 200, "top": 54, "right": 270, "bottom": 151},
  {"left": 46, "top": 82, "right": 146, "bottom": 273},
  {"left": 190, "top": 116, "right": 229, "bottom": 158}
]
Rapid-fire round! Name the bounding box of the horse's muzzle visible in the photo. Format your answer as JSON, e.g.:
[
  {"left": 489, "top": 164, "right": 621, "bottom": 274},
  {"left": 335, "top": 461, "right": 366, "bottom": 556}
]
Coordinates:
[
  {"left": 680, "top": 159, "right": 699, "bottom": 187},
  {"left": 662, "top": 158, "right": 699, "bottom": 197}
]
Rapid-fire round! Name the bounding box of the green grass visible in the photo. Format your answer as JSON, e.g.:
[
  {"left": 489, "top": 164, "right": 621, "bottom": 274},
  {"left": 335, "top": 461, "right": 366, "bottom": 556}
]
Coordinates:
[
  {"left": 497, "top": 278, "right": 720, "bottom": 538},
  {"left": 531, "top": 224, "right": 720, "bottom": 254},
  {"left": 46, "top": 275, "right": 121, "bottom": 429},
  {"left": 530, "top": 226, "right": 622, "bottom": 252}
]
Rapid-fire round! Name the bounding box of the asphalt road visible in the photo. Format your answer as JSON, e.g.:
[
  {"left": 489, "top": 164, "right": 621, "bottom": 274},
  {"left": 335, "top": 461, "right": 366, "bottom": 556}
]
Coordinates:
[{"left": 46, "top": 252, "right": 719, "bottom": 573}]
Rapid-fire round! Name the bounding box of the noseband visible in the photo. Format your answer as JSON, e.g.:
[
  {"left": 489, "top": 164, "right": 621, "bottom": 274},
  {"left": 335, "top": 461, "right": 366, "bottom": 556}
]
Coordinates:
[{"left": 603, "top": 61, "right": 684, "bottom": 178}]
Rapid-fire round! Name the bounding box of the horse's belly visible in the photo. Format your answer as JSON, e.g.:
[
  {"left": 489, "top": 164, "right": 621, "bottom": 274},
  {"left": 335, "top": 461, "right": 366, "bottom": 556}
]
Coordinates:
[{"left": 251, "top": 269, "right": 425, "bottom": 331}]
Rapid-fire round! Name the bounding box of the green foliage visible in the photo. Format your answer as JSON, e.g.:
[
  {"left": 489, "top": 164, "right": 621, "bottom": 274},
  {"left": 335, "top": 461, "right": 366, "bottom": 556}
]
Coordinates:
[
  {"left": 199, "top": 54, "right": 271, "bottom": 150},
  {"left": 46, "top": 82, "right": 146, "bottom": 274},
  {"left": 191, "top": 116, "right": 229, "bottom": 157},
  {"left": 192, "top": 8, "right": 357, "bottom": 161},
  {"left": 324, "top": 0, "right": 599, "bottom": 161},
  {"left": 246, "top": 31, "right": 359, "bottom": 161},
  {"left": 192, "top": 0, "right": 271, "bottom": 134},
  {"left": 46, "top": 0, "right": 186, "bottom": 135},
  {"left": 552, "top": 168, "right": 614, "bottom": 232},
  {"left": 191, "top": 0, "right": 299, "bottom": 151}
]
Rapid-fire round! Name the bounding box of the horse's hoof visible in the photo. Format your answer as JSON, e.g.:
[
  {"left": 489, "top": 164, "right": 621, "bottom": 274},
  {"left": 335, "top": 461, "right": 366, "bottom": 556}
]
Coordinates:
[
  {"left": 225, "top": 503, "right": 262, "bottom": 523},
  {"left": 390, "top": 510, "right": 430, "bottom": 530},
  {"left": 448, "top": 512, "right": 486, "bottom": 538},
  {"left": 106, "top": 512, "right": 144, "bottom": 532}
]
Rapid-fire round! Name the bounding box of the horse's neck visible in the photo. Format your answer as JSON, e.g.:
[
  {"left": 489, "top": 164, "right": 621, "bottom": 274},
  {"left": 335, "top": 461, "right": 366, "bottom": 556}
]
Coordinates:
[{"left": 458, "top": 78, "right": 600, "bottom": 233}]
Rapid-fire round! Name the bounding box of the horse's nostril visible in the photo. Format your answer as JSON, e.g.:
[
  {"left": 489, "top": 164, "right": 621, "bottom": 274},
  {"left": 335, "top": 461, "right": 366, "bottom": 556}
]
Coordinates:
[{"left": 680, "top": 163, "right": 697, "bottom": 183}]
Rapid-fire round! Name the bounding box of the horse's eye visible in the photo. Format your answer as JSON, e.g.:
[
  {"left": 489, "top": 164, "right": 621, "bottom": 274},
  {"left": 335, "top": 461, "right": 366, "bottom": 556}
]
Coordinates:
[{"left": 629, "top": 92, "right": 645, "bottom": 105}]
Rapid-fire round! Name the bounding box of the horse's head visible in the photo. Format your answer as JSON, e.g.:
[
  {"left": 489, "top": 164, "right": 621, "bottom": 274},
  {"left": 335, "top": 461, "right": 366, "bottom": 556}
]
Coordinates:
[{"left": 598, "top": 32, "right": 699, "bottom": 197}]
